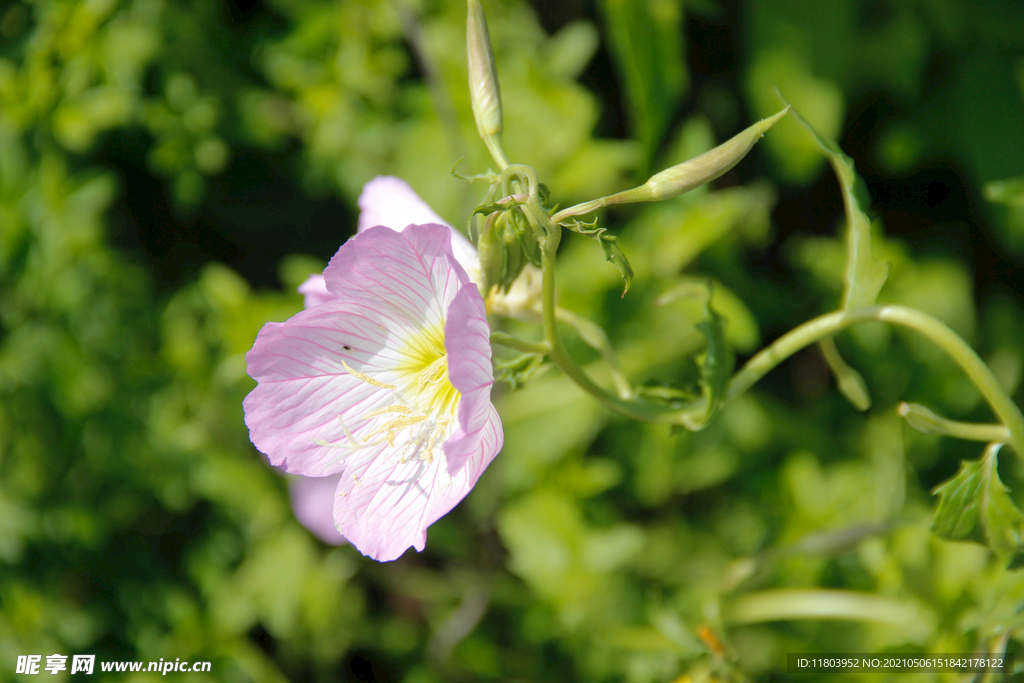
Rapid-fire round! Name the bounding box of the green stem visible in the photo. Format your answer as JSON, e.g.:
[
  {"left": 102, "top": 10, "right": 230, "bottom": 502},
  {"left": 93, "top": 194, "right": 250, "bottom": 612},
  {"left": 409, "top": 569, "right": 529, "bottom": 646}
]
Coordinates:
[
  {"left": 484, "top": 135, "right": 510, "bottom": 171},
  {"left": 897, "top": 402, "right": 1011, "bottom": 443},
  {"left": 534, "top": 206, "right": 671, "bottom": 422},
  {"left": 554, "top": 307, "right": 634, "bottom": 400},
  {"left": 518, "top": 173, "right": 1024, "bottom": 456},
  {"left": 490, "top": 332, "right": 550, "bottom": 355},
  {"left": 551, "top": 196, "right": 612, "bottom": 224},
  {"left": 726, "top": 589, "right": 925, "bottom": 627},
  {"left": 726, "top": 305, "right": 1024, "bottom": 458}
]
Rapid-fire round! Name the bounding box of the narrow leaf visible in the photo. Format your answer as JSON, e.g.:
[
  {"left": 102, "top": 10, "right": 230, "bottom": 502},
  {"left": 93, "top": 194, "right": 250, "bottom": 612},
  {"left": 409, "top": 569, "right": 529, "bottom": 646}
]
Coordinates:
[
  {"left": 695, "top": 304, "right": 733, "bottom": 426},
  {"left": 784, "top": 99, "right": 890, "bottom": 310},
  {"left": 784, "top": 96, "right": 890, "bottom": 410},
  {"left": 980, "top": 444, "right": 1024, "bottom": 559},
  {"left": 599, "top": 234, "right": 634, "bottom": 296},
  {"left": 659, "top": 283, "right": 734, "bottom": 429},
  {"left": 598, "top": 0, "right": 686, "bottom": 168},
  {"left": 636, "top": 382, "right": 700, "bottom": 406},
  {"left": 677, "top": 289, "right": 734, "bottom": 430},
  {"left": 494, "top": 352, "right": 547, "bottom": 391},
  {"left": 931, "top": 458, "right": 985, "bottom": 544}
]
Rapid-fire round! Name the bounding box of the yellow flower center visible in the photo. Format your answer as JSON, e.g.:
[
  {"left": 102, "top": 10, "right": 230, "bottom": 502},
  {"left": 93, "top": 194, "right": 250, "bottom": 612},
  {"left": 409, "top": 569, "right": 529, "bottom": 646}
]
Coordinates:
[
  {"left": 331, "top": 321, "right": 461, "bottom": 468},
  {"left": 396, "top": 321, "right": 460, "bottom": 420}
]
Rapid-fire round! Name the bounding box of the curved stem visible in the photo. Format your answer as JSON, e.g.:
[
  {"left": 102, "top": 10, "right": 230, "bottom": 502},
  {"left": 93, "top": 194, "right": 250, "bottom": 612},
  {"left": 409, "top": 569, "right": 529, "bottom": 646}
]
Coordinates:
[
  {"left": 554, "top": 307, "right": 634, "bottom": 399},
  {"left": 490, "top": 332, "right": 550, "bottom": 355},
  {"left": 551, "top": 197, "right": 609, "bottom": 224},
  {"left": 498, "top": 164, "right": 538, "bottom": 201},
  {"left": 726, "top": 305, "right": 1024, "bottom": 458},
  {"left": 726, "top": 589, "right": 925, "bottom": 627},
  {"left": 534, "top": 205, "right": 672, "bottom": 422},
  {"left": 484, "top": 135, "right": 510, "bottom": 171},
  {"left": 897, "top": 402, "right": 1011, "bottom": 443},
  {"left": 527, "top": 183, "right": 1024, "bottom": 455}
]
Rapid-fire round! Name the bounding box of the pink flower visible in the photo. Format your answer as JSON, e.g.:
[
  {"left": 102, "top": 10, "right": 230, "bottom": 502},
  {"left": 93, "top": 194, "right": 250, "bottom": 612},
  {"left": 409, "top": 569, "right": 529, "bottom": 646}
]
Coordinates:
[
  {"left": 244, "top": 219, "right": 502, "bottom": 561},
  {"left": 299, "top": 177, "right": 542, "bottom": 319},
  {"left": 288, "top": 474, "right": 346, "bottom": 545}
]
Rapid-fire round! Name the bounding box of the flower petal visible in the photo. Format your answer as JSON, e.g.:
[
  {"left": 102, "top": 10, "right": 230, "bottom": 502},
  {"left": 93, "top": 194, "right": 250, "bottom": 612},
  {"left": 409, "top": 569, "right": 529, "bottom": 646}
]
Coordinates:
[
  {"left": 322, "top": 225, "right": 468, "bottom": 326},
  {"left": 289, "top": 474, "right": 347, "bottom": 545},
  {"left": 358, "top": 176, "right": 449, "bottom": 233},
  {"left": 443, "top": 283, "right": 502, "bottom": 475},
  {"left": 332, "top": 406, "right": 502, "bottom": 561},
  {"left": 297, "top": 274, "right": 335, "bottom": 308},
  {"left": 357, "top": 176, "right": 479, "bottom": 278},
  {"left": 244, "top": 296, "right": 418, "bottom": 476}
]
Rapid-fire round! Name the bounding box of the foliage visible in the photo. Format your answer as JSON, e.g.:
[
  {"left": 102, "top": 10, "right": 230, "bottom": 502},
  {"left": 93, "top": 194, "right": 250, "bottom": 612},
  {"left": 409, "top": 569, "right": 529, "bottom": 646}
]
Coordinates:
[{"left": 2, "top": 0, "right": 1024, "bottom": 681}]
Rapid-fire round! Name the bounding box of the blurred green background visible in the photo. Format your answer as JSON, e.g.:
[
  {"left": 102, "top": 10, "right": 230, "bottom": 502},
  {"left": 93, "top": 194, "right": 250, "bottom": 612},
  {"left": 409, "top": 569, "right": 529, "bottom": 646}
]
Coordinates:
[{"left": 3, "top": 0, "right": 1024, "bottom": 681}]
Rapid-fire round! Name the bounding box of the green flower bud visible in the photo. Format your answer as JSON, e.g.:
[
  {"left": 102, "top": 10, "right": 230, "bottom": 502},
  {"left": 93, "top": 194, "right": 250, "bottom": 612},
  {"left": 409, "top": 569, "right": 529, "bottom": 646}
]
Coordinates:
[
  {"left": 477, "top": 211, "right": 506, "bottom": 296},
  {"left": 641, "top": 107, "right": 789, "bottom": 201},
  {"left": 502, "top": 216, "right": 524, "bottom": 290},
  {"left": 467, "top": 0, "right": 502, "bottom": 139},
  {"left": 517, "top": 211, "right": 543, "bottom": 266},
  {"left": 553, "top": 106, "right": 789, "bottom": 222},
  {"left": 476, "top": 208, "right": 539, "bottom": 295}
]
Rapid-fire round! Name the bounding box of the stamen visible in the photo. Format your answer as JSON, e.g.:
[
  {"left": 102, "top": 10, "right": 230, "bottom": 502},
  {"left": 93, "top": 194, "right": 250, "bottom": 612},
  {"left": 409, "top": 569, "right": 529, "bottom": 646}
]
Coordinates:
[
  {"left": 365, "top": 414, "right": 429, "bottom": 444},
  {"left": 314, "top": 326, "right": 461, "bottom": 472},
  {"left": 341, "top": 359, "right": 396, "bottom": 390},
  {"left": 426, "top": 416, "right": 453, "bottom": 455},
  {"left": 312, "top": 413, "right": 388, "bottom": 450},
  {"left": 418, "top": 354, "right": 449, "bottom": 387},
  {"left": 362, "top": 405, "right": 413, "bottom": 419}
]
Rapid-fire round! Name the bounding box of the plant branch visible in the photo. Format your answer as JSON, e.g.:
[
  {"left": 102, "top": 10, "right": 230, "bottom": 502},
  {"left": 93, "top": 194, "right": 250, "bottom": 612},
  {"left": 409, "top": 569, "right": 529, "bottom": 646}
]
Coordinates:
[
  {"left": 897, "top": 402, "right": 1011, "bottom": 443},
  {"left": 490, "top": 332, "right": 550, "bottom": 355},
  {"left": 554, "top": 307, "right": 634, "bottom": 399},
  {"left": 726, "top": 305, "right": 1024, "bottom": 457}
]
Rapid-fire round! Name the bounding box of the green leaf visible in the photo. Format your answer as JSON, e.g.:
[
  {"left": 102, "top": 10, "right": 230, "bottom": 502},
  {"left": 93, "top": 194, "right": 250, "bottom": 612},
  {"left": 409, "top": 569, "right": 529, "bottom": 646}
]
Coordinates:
[
  {"left": 598, "top": 233, "right": 633, "bottom": 296},
  {"left": 694, "top": 303, "right": 733, "bottom": 427},
  {"left": 784, "top": 99, "right": 890, "bottom": 310},
  {"left": 561, "top": 218, "right": 632, "bottom": 295},
  {"left": 785, "top": 97, "right": 890, "bottom": 410},
  {"left": 450, "top": 158, "right": 498, "bottom": 184},
  {"left": 932, "top": 460, "right": 985, "bottom": 544},
  {"left": 657, "top": 282, "right": 734, "bottom": 429},
  {"left": 471, "top": 195, "right": 527, "bottom": 218},
  {"left": 932, "top": 443, "right": 1024, "bottom": 560},
  {"left": 636, "top": 381, "right": 700, "bottom": 407},
  {"left": 598, "top": 0, "right": 687, "bottom": 168}
]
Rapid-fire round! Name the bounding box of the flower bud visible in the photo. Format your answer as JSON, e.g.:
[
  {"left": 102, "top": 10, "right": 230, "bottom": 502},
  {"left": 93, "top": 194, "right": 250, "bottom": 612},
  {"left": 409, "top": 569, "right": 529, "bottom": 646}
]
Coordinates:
[
  {"left": 476, "top": 210, "right": 537, "bottom": 295},
  {"left": 477, "top": 211, "right": 506, "bottom": 296},
  {"left": 553, "top": 107, "right": 789, "bottom": 222},
  {"left": 467, "top": 0, "right": 502, "bottom": 140},
  {"left": 641, "top": 106, "right": 789, "bottom": 201},
  {"left": 502, "top": 217, "right": 524, "bottom": 288}
]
